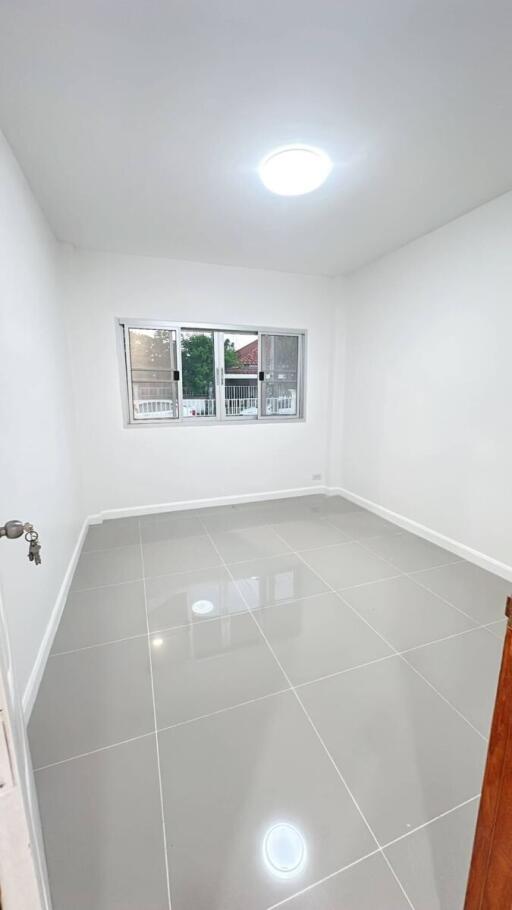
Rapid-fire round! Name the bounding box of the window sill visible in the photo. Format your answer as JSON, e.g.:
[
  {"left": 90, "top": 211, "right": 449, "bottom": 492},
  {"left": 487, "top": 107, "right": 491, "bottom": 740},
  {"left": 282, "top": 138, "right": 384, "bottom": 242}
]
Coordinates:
[{"left": 122, "top": 416, "right": 306, "bottom": 428}]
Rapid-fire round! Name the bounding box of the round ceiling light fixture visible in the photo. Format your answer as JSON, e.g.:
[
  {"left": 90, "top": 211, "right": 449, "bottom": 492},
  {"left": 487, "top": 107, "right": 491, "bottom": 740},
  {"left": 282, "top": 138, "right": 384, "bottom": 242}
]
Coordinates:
[{"left": 259, "top": 145, "right": 332, "bottom": 196}]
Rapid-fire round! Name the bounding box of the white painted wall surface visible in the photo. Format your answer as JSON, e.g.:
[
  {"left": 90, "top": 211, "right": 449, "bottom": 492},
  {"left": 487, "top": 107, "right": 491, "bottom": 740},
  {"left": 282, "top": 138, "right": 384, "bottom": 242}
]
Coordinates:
[
  {"left": 341, "top": 192, "right": 512, "bottom": 567},
  {"left": 0, "top": 131, "right": 82, "bottom": 698},
  {"left": 62, "top": 248, "right": 336, "bottom": 516}
]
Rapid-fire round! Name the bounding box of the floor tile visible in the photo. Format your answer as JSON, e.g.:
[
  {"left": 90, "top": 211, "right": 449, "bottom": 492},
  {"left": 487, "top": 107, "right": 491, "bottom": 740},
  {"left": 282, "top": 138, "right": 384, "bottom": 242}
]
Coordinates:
[
  {"left": 255, "top": 593, "right": 392, "bottom": 685},
  {"left": 404, "top": 628, "right": 502, "bottom": 736},
  {"left": 299, "top": 542, "right": 397, "bottom": 590},
  {"left": 300, "top": 657, "right": 486, "bottom": 843},
  {"left": 201, "top": 504, "right": 273, "bottom": 532},
  {"left": 29, "top": 637, "right": 154, "bottom": 767},
  {"left": 210, "top": 524, "right": 292, "bottom": 563},
  {"left": 314, "top": 495, "right": 363, "bottom": 515},
  {"left": 71, "top": 544, "right": 142, "bottom": 590},
  {"left": 385, "top": 799, "right": 479, "bottom": 910},
  {"left": 229, "top": 553, "right": 329, "bottom": 608},
  {"left": 151, "top": 613, "right": 287, "bottom": 727},
  {"left": 146, "top": 565, "right": 247, "bottom": 631},
  {"left": 247, "top": 498, "right": 322, "bottom": 523},
  {"left": 35, "top": 735, "right": 168, "bottom": 910},
  {"left": 363, "top": 532, "right": 458, "bottom": 572},
  {"left": 342, "top": 575, "right": 476, "bottom": 651},
  {"left": 327, "top": 510, "right": 401, "bottom": 539},
  {"left": 158, "top": 691, "right": 376, "bottom": 910},
  {"left": 140, "top": 512, "right": 206, "bottom": 542},
  {"left": 83, "top": 517, "right": 140, "bottom": 551},
  {"left": 52, "top": 580, "right": 146, "bottom": 653},
  {"left": 283, "top": 852, "right": 411, "bottom": 909},
  {"left": 411, "top": 561, "right": 511, "bottom": 624},
  {"left": 271, "top": 518, "right": 350, "bottom": 550},
  {"left": 142, "top": 534, "right": 221, "bottom": 578},
  {"left": 485, "top": 618, "right": 507, "bottom": 639}
]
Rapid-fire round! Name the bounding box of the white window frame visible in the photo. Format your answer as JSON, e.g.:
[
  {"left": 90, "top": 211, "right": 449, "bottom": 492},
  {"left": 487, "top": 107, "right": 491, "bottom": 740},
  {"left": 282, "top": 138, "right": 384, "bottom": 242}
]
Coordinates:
[{"left": 117, "top": 318, "right": 307, "bottom": 427}]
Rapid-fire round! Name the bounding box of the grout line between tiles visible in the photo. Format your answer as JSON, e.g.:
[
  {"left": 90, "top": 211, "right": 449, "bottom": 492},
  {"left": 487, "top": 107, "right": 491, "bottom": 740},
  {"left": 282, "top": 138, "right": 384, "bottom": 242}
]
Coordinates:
[
  {"left": 287, "top": 529, "right": 490, "bottom": 743},
  {"left": 264, "top": 847, "right": 382, "bottom": 909},
  {"left": 33, "top": 730, "right": 156, "bottom": 773},
  {"left": 380, "top": 793, "right": 481, "bottom": 852},
  {"left": 50, "top": 630, "right": 149, "bottom": 658},
  {"left": 265, "top": 791, "right": 482, "bottom": 910},
  {"left": 71, "top": 576, "right": 145, "bottom": 594},
  {"left": 157, "top": 687, "right": 292, "bottom": 734},
  {"left": 59, "top": 498, "right": 497, "bottom": 909},
  {"left": 399, "top": 625, "right": 489, "bottom": 657},
  {"left": 47, "top": 585, "right": 492, "bottom": 660},
  {"left": 138, "top": 518, "right": 173, "bottom": 910},
  {"left": 402, "top": 566, "right": 491, "bottom": 626},
  {"left": 200, "top": 519, "right": 417, "bottom": 910}
]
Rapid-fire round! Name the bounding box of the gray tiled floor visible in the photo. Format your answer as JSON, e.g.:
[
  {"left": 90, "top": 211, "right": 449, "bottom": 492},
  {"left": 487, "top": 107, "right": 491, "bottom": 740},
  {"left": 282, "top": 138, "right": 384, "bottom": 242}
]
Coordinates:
[{"left": 28, "top": 495, "right": 511, "bottom": 910}]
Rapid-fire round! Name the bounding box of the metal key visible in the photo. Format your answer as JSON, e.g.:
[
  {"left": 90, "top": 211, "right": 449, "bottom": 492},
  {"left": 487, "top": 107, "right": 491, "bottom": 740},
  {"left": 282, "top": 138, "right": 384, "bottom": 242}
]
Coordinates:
[{"left": 25, "top": 529, "right": 42, "bottom": 566}]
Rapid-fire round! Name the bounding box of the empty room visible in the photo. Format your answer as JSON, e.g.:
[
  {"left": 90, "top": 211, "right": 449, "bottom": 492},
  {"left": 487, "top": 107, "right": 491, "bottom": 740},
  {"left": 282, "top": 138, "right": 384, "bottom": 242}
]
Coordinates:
[{"left": 1, "top": 2, "right": 512, "bottom": 908}]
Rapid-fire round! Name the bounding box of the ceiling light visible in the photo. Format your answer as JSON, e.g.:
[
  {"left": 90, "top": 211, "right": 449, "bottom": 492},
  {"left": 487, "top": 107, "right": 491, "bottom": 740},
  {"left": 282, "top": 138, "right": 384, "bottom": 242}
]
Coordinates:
[
  {"left": 259, "top": 146, "right": 332, "bottom": 196},
  {"left": 152, "top": 637, "right": 164, "bottom": 648}
]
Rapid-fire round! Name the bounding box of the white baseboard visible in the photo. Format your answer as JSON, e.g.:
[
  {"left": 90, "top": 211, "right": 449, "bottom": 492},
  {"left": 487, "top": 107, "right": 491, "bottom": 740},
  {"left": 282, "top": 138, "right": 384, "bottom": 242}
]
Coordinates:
[
  {"left": 332, "top": 486, "right": 512, "bottom": 584},
  {"left": 22, "top": 517, "right": 90, "bottom": 719},
  {"left": 90, "top": 484, "right": 328, "bottom": 522}
]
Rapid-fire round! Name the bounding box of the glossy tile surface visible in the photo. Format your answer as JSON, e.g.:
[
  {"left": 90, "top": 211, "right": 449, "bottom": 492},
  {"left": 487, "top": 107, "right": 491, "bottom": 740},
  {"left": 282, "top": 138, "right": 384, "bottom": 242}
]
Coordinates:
[
  {"left": 35, "top": 735, "right": 169, "bottom": 910},
  {"left": 31, "top": 496, "right": 501, "bottom": 910},
  {"left": 363, "top": 531, "right": 460, "bottom": 572},
  {"left": 485, "top": 618, "right": 507, "bottom": 639},
  {"left": 210, "top": 524, "right": 292, "bottom": 563},
  {"left": 300, "top": 542, "right": 398, "bottom": 590},
  {"left": 71, "top": 543, "right": 142, "bottom": 590},
  {"left": 52, "top": 580, "right": 146, "bottom": 652},
  {"left": 140, "top": 512, "right": 206, "bottom": 542},
  {"left": 255, "top": 593, "right": 391, "bottom": 685},
  {"left": 411, "top": 561, "right": 511, "bottom": 624},
  {"left": 158, "top": 692, "right": 376, "bottom": 909},
  {"left": 29, "top": 637, "right": 154, "bottom": 767},
  {"left": 300, "top": 656, "right": 486, "bottom": 843},
  {"left": 327, "top": 510, "right": 400, "bottom": 539},
  {"left": 385, "top": 799, "right": 479, "bottom": 910},
  {"left": 404, "top": 628, "right": 502, "bottom": 736},
  {"left": 284, "top": 853, "right": 411, "bottom": 909},
  {"left": 151, "top": 613, "right": 287, "bottom": 727},
  {"left": 142, "top": 533, "right": 221, "bottom": 577},
  {"left": 342, "top": 575, "right": 476, "bottom": 651},
  {"left": 145, "top": 565, "right": 247, "bottom": 631},
  {"left": 83, "top": 516, "right": 140, "bottom": 551},
  {"left": 230, "top": 553, "right": 329, "bottom": 608},
  {"left": 271, "top": 518, "right": 350, "bottom": 550}
]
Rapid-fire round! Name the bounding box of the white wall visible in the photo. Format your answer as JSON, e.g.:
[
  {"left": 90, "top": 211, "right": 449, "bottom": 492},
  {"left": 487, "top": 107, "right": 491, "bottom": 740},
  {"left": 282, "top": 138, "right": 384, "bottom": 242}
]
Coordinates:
[
  {"left": 0, "top": 131, "right": 82, "bottom": 701},
  {"left": 340, "top": 191, "right": 512, "bottom": 569},
  {"left": 62, "top": 248, "right": 337, "bottom": 517}
]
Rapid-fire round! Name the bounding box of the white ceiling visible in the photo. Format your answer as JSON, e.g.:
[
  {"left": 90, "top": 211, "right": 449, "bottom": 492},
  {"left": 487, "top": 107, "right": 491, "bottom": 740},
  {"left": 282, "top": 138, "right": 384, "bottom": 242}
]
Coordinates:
[{"left": 1, "top": 1, "right": 511, "bottom": 275}]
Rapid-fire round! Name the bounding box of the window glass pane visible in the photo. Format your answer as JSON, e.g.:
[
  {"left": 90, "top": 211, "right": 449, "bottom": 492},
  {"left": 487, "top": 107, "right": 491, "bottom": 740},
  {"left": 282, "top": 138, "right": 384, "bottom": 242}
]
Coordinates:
[
  {"left": 223, "top": 331, "right": 258, "bottom": 418},
  {"left": 128, "top": 328, "right": 178, "bottom": 420},
  {"left": 181, "top": 329, "right": 216, "bottom": 418},
  {"left": 261, "top": 334, "right": 300, "bottom": 417}
]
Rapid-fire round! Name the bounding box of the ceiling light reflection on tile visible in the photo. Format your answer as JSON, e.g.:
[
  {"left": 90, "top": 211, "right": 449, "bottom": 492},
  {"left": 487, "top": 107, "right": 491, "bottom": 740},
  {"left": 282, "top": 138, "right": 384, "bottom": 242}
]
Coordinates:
[
  {"left": 191, "top": 599, "right": 215, "bottom": 616},
  {"left": 263, "top": 823, "right": 307, "bottom": 878}
]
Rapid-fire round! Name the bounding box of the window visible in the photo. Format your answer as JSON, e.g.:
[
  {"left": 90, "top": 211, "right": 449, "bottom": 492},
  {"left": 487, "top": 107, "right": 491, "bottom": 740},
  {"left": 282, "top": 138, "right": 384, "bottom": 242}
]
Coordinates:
[{"left": 119, "top": 321, "right": 305, "bottom": 425}]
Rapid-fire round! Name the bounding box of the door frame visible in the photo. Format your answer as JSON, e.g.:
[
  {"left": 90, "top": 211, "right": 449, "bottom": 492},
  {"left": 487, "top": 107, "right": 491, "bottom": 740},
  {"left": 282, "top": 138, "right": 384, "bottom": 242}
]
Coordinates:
[{"left": 0, "top": 581, "right": 52, "bottom": 909}]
